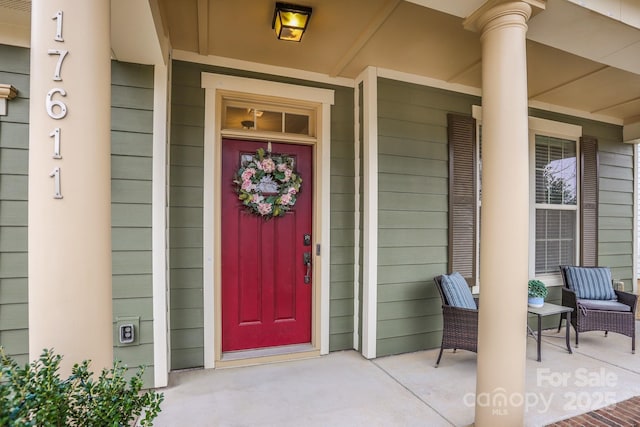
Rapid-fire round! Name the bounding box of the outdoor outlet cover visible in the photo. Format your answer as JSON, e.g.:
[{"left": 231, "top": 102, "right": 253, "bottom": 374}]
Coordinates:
[
  {"left": 115, "top": 316, "right": 140, "bottom": 346},
  {"left": 119, "top": 324, "right": 135, "bottom": 344}
]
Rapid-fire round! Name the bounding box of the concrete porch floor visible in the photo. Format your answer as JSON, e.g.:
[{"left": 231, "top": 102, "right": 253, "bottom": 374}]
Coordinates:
[{"left": 154, "top": 322, "right": 640, "bottom": 426}]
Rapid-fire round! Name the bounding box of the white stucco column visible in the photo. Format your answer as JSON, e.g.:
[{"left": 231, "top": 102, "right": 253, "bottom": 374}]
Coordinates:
[
  {"left": 465, "top": 2, "right": 536, "bottom": 425},
  {"left": 28, "top": 0, "right": 112, "bottom": 374}
]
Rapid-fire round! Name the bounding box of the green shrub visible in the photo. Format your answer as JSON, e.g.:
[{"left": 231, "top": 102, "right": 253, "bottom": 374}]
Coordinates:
[{"left": 0, "top": 348, "right": 163, "bottom": 427}]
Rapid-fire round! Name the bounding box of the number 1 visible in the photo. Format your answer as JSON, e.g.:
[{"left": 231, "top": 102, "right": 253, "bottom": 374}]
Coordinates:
[
  {"left": 52, "top": 10, "right": 63, "bottom": 42},
  {"left": 49, "top": 167, "right": 63, "bottom": 199},
  {"left": 49, "top": 128, "right": 62, "bottom": 158}
]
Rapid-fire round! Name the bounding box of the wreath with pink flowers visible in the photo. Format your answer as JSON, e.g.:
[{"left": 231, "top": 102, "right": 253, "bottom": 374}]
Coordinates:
[{"left": 234, "top": 148, "right": 302, "bottom": 218}]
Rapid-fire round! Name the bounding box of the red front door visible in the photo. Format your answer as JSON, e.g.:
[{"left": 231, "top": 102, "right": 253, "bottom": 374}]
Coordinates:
[{"left": 221, "top": 139, "right": 313, "bottom": 352}]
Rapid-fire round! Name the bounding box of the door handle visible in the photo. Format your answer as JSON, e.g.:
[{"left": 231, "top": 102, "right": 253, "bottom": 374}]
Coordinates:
[{"left": 303, "top": 252, "right": 311, "bottom": 284}]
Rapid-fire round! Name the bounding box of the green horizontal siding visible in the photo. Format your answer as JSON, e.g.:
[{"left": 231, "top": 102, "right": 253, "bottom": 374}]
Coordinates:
[
  {"left": 0, "top": 44, "right": 30, "bottom": 365},
  {"left": 376, "top": 78, "right": 480, "bottom": 357},
  {"left": 110, "top": 60, "right": 155, "bottom": 384},
  {"left": 169, "top": 61, "right": 205, "bottom": 370},
  {"left": 599, "top": 140, "right": 634, "bottom": 286},
  {"left": 0, "top": 49, "right": 156, "bottom": 380},
  {"left": 329, "top": 85, "right": 356, "bottom": 351}
]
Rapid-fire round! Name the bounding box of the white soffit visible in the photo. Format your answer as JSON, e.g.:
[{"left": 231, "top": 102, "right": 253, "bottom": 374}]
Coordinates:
[
  {"left": 528, "top": 0, "right": 640, "bottom": 75},
  {"left": 111, "top": 0, "right": 166, "bottom": 65},
  {"left": 403, "top": 0, "right": 487, "bottom": 18},
  {"left": 566, "top": 0, "right": 640, "bottom": 29}
]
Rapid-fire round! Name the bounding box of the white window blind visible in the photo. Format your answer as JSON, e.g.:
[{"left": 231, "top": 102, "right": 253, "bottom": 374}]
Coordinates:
[{"left": 535, "top": 135, "right": 577, "bottom": 274}]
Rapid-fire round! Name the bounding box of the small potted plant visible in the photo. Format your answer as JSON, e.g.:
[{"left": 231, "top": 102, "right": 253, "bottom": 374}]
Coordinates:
[{"left": 528, "top": 279, "right": 548, "bottom": 308}]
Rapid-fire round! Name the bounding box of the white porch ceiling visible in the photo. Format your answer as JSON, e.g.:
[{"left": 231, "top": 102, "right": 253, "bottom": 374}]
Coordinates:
[
  {"left": 1, "top": 0, "right": 639, "bottom": 125},
  {"left": 155, "top": 0, "right": 640, "bottom": 124}
]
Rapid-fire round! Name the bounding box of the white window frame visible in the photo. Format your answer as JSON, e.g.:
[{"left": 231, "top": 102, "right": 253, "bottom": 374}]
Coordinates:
[
  {"left": 528, "top": 117, "right": 582, "bottom": 286},
  {"left": 471, "top": 110, "right": 583, "bottom": 288},
  {"left": 471, "top": 106, "right": 482, "bottom": 294}
]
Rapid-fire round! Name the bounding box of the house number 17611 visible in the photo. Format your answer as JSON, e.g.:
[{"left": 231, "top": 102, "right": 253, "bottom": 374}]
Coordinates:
[{"left": 48, "top": 10, "right": 66, "bottom": 199}]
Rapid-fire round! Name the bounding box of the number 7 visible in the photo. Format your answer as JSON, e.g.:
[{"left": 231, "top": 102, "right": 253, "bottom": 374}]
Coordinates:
[{"left": 48, "top": 49, "right": 68, "bottom": 81}]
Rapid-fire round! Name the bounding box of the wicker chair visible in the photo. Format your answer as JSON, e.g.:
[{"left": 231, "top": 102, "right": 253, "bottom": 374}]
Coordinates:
[
  {"left": 558, "top": 265, "right": 637, "bottom": 353},
  {"left": 433, "top": 275, "right": 479, "bottom": 367}
]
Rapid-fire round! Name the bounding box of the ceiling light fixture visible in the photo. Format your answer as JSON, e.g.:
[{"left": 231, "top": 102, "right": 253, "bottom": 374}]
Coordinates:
[{"left": 272, "top": 2, "right": 312, "bottom": 42}]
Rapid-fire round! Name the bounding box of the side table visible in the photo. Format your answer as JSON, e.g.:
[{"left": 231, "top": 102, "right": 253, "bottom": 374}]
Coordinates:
[{"left": 527, "top": 302, "right": 573, "bottom": 362}]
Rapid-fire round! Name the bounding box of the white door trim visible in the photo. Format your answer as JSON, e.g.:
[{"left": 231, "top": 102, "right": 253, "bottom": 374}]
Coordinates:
[{"left": 201, "top": 73, "right": 334, "bottom": 368}]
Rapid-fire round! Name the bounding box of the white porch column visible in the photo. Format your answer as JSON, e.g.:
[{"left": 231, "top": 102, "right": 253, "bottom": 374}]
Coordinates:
[
  {"left": 28, "top": 0, "right": 112, "bottom": 373},
  {"left": 465, "top": 2, "right": 536, "bottom": 425}
]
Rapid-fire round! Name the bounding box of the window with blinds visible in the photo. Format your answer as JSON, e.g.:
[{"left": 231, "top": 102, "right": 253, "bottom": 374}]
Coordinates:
[
  {"left": 534, "top": 135, "right": 577, "bottom": 274},
  {"left": 449, "top": 113, "right": 596, "bottom": 284}
]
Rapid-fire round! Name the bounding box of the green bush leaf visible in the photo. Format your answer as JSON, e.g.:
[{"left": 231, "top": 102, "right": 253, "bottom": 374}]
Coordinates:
[{"left": 0, "top": 348, "right": 164, "bottom": 427}]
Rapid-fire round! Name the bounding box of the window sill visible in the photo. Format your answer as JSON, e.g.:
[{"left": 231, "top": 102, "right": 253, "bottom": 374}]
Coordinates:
[{"left": 533, "top": 273, "right": 563, "bottom": 287}]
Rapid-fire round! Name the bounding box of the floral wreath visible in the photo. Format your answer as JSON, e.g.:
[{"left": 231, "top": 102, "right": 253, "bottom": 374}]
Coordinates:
[{"left": 234, "top": 148, "right": 302, "bottom": 218}]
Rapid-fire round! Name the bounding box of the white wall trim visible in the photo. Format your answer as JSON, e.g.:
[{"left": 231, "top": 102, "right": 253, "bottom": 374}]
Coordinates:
[
  {"left": 378, "top": 67, "right": 482, "bottom": 97},
  {"left": 175, "top": 49, "right": 354, "bottom": 88},
  {"left": 201, "top": 73, "right": 335, "bottom": 104},
  {"left": 201, "top": 73, "right": 334, "bottom": 365},
  {"left": 202, "top": 82, "right": 217, "bottom": 369},
  {"left": 152, "top": 60, "right": 169, "bottom": 387},
  {"left": 320, "top": 101, "right": 332, "bottom": 355},
  {"left": 633, "top": 143, "right": 638, "bottom": 292},
  {"left": 528, "top": 100, "right": 623, "bottom": 126},
  {"left": 528, "top": 116, "right": 582, "bottom": 139},
  {"left": 352, "top": 82, "right": 361, "bottom": 350},
  {"left": 358, "top": 66, "right": 378, "bottom": 359},
  {"left": 474, "top": 106, "right": 585, "bottom": 138}
]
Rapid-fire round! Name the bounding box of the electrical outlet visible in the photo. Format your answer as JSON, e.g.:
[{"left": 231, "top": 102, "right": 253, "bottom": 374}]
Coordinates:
[
  {"left": 119, "top": 324, "right": 134, "bottom": 344},
  {"left": 115, "top": 316, "right": 139, "bottom": 346}
]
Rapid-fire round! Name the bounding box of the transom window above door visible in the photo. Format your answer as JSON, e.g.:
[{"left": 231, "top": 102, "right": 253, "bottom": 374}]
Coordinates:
[{"left": 223, "top": 101, "right": 314, "bottom": 137}]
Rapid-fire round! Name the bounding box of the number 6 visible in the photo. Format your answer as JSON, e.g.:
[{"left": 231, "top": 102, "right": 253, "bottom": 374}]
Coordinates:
[{"left": 46, "top": 88, "right": 67, "bottom": 119}]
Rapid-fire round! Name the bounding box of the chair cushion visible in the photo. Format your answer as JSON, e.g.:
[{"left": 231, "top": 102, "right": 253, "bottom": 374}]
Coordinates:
[
  {"left": 565, "top": 266, "right": 616, "bottom": 300},
  {"left": 441, "top": 272, "right": 476, "bottom": 309},
  {"left": 577, "top": 299, "right": 631, "bottom": 312}
]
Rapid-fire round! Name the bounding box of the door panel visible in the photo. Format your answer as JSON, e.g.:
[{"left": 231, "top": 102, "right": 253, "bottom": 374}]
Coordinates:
[{"left": 221, "top": 139, "right": 312, "bottom": 352}]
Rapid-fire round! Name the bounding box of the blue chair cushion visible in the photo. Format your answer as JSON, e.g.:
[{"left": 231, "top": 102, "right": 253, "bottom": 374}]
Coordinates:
[
  {"left": 577, "top": 299, "right": 631, "bottom": 312},
  {"left": 441, "top": 272, "right": 476, "bottom": 309},
  {"left": 565, "top": 267, "right": 616, "bottom": 300}
]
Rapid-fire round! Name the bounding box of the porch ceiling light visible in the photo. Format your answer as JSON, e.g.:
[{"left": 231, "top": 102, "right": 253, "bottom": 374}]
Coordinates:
[{"left": 272, "top": 2, "right": 312, "bottom": 42}]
